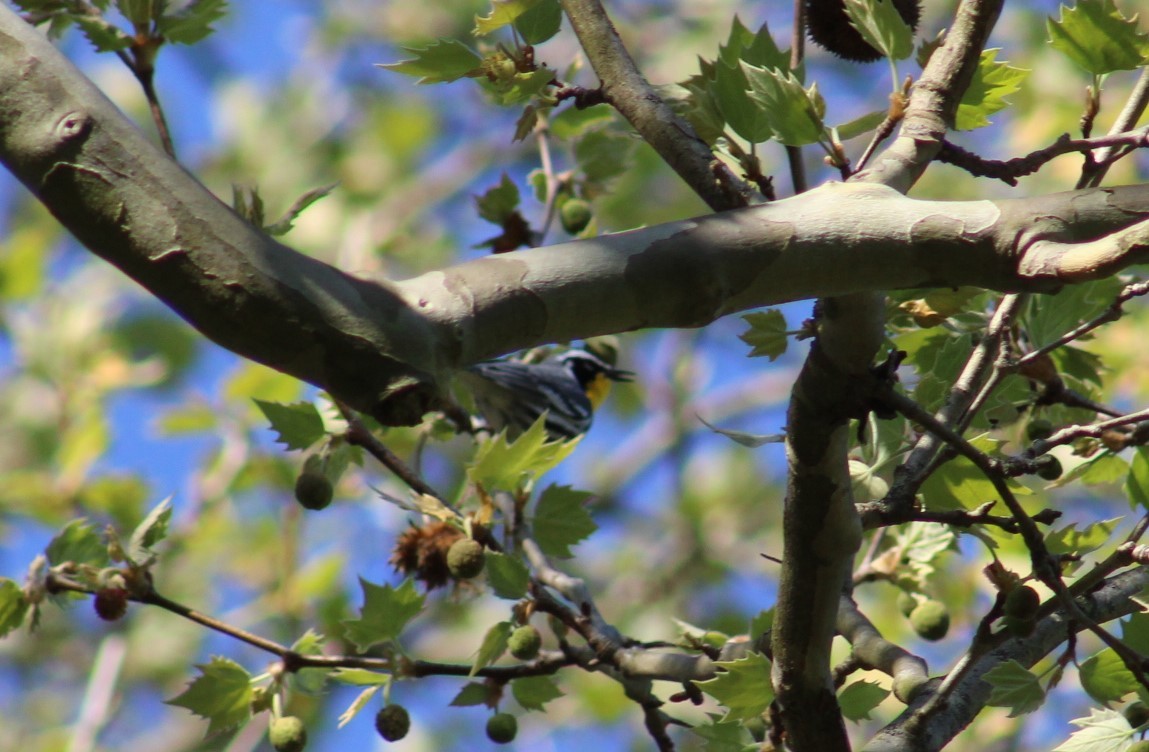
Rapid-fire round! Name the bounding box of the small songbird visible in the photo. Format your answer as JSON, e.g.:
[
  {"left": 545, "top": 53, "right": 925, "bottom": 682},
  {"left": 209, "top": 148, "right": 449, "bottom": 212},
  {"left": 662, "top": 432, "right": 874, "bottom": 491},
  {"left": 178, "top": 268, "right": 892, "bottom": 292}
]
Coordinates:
[{"left": 460, "top": 349, "right": 633, "bottom": 441}]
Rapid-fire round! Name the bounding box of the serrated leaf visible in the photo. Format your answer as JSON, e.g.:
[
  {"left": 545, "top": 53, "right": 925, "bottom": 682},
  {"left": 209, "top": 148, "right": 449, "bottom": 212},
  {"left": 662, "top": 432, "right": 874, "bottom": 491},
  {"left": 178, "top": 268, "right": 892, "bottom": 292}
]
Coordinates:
[
  {"left": 742, "top": 63, "right": 825, "bottom": 146},
  {"left": 450, "top": 681, "right": 493, "bottom": 706},
  {"left": 1045, "top": 517, "right": 1121, "bottom": 557},
  {"left": 712, "top": 62, "right": 773, "bottom": 143},
  {"left": 984, "top": 660, "right": 1045, "bottom": 717},
  {"left": 956, "top": 49, "right": 1028, "bottom": 130},
  {"left": 512, "top": 675, "right": 564, "bottom": 710},
  {"left": 166, "top": 657, "right": 253, "bottom": 735},
  {"left": 1125, "top": 447, "right": 1149, "bottom": 510},
  {"left": 919, "top": 437, "right": 1031, "bottom": 511},
  {"left": 475, "top": 173, "right": 521, "bottom": 224},
  {"left": 75, "top": 16, "right": 133, "bottom": 52},
  {"left": 474, "top": 0, "right": 538, "bottom": 35},
  {"left": 341, "top": 578, "right": 425, "bottom": 651},
  {"left": 289, "top": 630, "right": 329, "bottom": 695},
  {"left": 0, "top": 579, "right": 29, "bottom": 638},
  {"left": 1053, "top": 708, "right": 1135, "bottom": 752},
  {"left": 843, "top": 0, "right": 914, "bottom": 61},
  {"left": 1048, "top": 0, "right": 1149, "bottom": 76},
  {"left": 337, "top": 686, "right": 380, "bottom": 728},
  {"left": 1080, "top": 649, "right": 1139, "bottom": 704},
  {"left": 749, "top": 609, "right": 774, "bottom": 638},
  {"left": 378, "top": 39, "right": 483, "bottom": 85},
  {"left": 117, "top": 0, "right": 158, "bottom": 26},
  {"left": 691, "top": 714, "right": 752, "bottom": 751},
  {"left": 264, "top": 183, "right": 337, "bottom": 236},
  {"left": 514, "top": 0, "right": 561, "bottom": 44},
  {"left": 575, "top": 129, "right": 634, "bottom": 186},
  {"left": 482, "top": 66, "right": 555, "bottom": 106},
  {"left": 46, "top": 519, "right": 108, "bottom": 567},
  {"left": 532, "top": 484, "right": 597, "bottom": 558},
  {"left": 157, "top": 0, "right": 227, "bottom": 44},
  {"left": 892, "top": 520, "right": 957, "bottom": 588},
  {"left": 839, "top": 679, "right": 889, "bottom": 721},
  {"left": 472, "top": 620, "right": 512, "bottom": 675},
  {"left": 485, "top": 552, "right": 530, "bottom": 599},
  {"left": 330, "top": 668, "right": 393, "bottom": 686},
  {"left": 1023, "top": 276, "right": 1120, "bottom": 349},
  {"left": 739, "top": 309, "right": 788, "bottom": 360},
  {"left": 127, "top": 497, "right": 172, "bottom": 565},
  {"left": 254, "top": 399, "right": 325, "bottom": 450},
  {"left": 695, "top": 652, "right": 774, "bottom": 722},
  {"left": 468, "top": 414, "right": 579, "bottom": 492}
]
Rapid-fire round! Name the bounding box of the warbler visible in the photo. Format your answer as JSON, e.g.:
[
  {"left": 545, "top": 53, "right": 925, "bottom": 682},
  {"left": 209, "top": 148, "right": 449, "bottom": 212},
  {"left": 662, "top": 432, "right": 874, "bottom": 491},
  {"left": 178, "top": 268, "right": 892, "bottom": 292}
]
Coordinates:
[{"left": 460, "top": 349, "right": 633, "bottom": 441}]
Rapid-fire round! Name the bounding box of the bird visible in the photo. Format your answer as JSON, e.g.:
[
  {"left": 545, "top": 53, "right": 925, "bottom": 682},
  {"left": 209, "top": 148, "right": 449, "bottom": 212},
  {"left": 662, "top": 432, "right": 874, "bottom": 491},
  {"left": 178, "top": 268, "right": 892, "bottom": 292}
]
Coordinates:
[{"left": 459, "top": 349, "right": 633, "bottom": 441}]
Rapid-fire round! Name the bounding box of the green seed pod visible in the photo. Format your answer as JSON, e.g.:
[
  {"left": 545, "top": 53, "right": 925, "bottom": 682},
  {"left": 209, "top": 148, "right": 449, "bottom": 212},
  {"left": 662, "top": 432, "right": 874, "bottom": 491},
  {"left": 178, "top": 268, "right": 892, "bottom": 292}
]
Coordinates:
[
  {"left": 269, "top": 716, "right": 308, "bottom": 752},
  {"left": 560, "top": 199, "right": 593, "bottom": 235},
  {"left": 508, "top": 624, "right": 542, "bottom": 660},
  {"left": 909, "top": 599, "right": 950, "bottom": 641},
  {"left": 447, "top": 538, "right": 486, "bottom": 580},
  {"left": 375, "top": 704, "right": 411, "bottom": 742},
  {"left": 486, "top": 713, "right": 518, "bottom": 744},
  {"left": 1128, "top": 740, "right": 1149, "bottom": 752},
  {"left": 896, "top": 590, "right": 918, "bottom": 618},
  {"left": 1124, "top": 701, "right": 1149, "bottom": 730},
  {"left": 1036, "top": 456, "right": 1063, "bottom": 481},
  {"left": 1003, "top": 585, "right": 1040, "bottom": 620},
  {"left": 294, "top": 464, "right": 333, "bottom": 510}
]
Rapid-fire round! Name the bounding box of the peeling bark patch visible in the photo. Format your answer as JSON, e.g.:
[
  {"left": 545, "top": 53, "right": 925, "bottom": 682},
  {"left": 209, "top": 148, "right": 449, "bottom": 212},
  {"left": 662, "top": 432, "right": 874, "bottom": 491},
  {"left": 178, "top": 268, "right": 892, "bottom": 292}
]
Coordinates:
[{"left": 443, "top": 255, "right": 548, "bottom": 343}]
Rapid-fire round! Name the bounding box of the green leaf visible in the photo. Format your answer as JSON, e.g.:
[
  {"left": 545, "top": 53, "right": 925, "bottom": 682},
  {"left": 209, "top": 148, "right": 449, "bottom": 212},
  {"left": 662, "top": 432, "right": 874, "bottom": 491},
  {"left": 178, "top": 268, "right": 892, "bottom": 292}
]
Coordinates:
[
  {"left": 712, "top": 61, "right": 773, "bottom": 144},
  {"left": 166, "top": 657, "right": 254, "bottom": 735},
  {"left": 1125, "top": 447, "right": 1149, "bottom": 510},
  {"left": 1052, "top": 708, "right": 1135, "bottom": 752},
  {"left": 337, "top": 686, "right": 379, "bottom": 729},
  {"left": 289, "top": 630, "right": 329, "bottom": 695},
  {"left": 839, "top": 679, "right": 889, "bottom": 722},
  {"left": 512, "top": 675, "right": 563, "bottom": 711},
  {"left": 1045, "top": 517, "right": 1121, "bottom": 557},
  {"left": 514, "top": 0, "right": 561, "bottom": 44},
  {"left": 341, "top": 578, "right": 425, "bottom": 651},
  {"left": 956, "top": 49, "right": 1028, "bottom": 130},
  {"left": 46, "top": 519, "right": 108, "bottom": 567},
  {"left": 575, "top": 129, "right": 635, "bottom": 186},
  {"left": 695, "top": 652, "right": 774, "bottom": 722},
  {"left": 482, "top": 66, "right": 556, "bottom": 106},
  {"left": 984, "top": 660, "right": 1045, "bottom": 717},
  {"left": 834, "top": 110, "right": 886, "bottom": 141},
  {"left": 739, "top": 310, "right": 788, "bottom": 360},
  {"left": 748, "top": 609, "right": 774, "bottom": 639},
  {"left": 74, "top": 16, "right": 133, "bottom": 52},
  {"left": 468, "top": 414, "right": 580, "bottom": 492},
  {"left": 742, "top": 63, "right": 825, "bottom": 146},
  {"left": 718, "top": 16, "right": 789, "bottom": 72},
  {"left": 1048, "top": 0, "right": 1149, "bottom": 76},
  {"left": 892, "top": 521, "right": 957, "bottom": 588},
  {"left": 691, "top": 714, "right": 752, "bottom": 751},
  {"left": 472, "top": 620, "right": 512, "bottom": 675},
  {"left": 450, "top": 682, "right": 493, "bottom": 706},
  {"left": 485, "top": 552, "right": 530, "bottom": 599},
  {"left": 532, "top": 485, "right": 597, "bottom": 558},
  {"left": 475, "top": 0, "right": 538, "bottom": 35},
  {"left": 127, "top": 497, "right": 172, "bottom": 565},
  {"left": 378, "top": 39, "right": 483, "bottom": 85},
  {"left": 0, "top": 579, "right": 29, "bottom": 638},
  {"left": 1121, "top": 612, "right": 1149, "bottom": 656},
  {"left": 475, "top": 173, "right": 521, "bottom": 224},
  {"left": 920, "top": 453, "right": 1028, "bottom": 512},
  {"left": 157, "top": 0, "right": 227, "bottom": 45},
  {"left": 1080, "top": 649, "right": 1139, "bottom": 704},
  {"left": 330, "top": 668, "right": 392, "bottom": 686},
  {"left": 254, "top": 399, "right": 326, "bottom": 450},
  {"left": 1022, "top": 277, "right": 1121, "bottom": 350},
  {"left": 843, "top": 0, "right": 914, "bottom": 61}
]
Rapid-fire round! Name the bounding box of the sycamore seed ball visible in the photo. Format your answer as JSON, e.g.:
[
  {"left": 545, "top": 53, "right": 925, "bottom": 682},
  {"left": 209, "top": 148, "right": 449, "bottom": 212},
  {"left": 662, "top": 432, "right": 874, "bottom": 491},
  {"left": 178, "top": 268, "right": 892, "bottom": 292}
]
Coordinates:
[
  {"left": 375, "top": 704, "right": 411, "bottom": 742},
  {"left": 269, "top": 716, "right": 308, "bottom": 752},
  {"left": 508, "top": 624, "right": 542, "bottom": 660},
  {"left": 560, "top": 199, "right": 592, "bottom": 235},
  {"left": 909, "top": 599, "right": 950, "bottom": 641},
  {"left": 486, "top": 713, "right": 518, "bottom": 744},
  {"left": 447, "top": 538, "right": 486, "bottom": 579},
  {"left": 294, "top": 469, "right": 333, "bottom": 510},
  {"left": 1128, "top": 740, "right": 1149, "bottom": 752},
  {"left": 1125, "top": 702, "right": 1149, "bottom": 729},
  {"left": 1003, "top": 585, "right": 1040, "bottom": 620}
]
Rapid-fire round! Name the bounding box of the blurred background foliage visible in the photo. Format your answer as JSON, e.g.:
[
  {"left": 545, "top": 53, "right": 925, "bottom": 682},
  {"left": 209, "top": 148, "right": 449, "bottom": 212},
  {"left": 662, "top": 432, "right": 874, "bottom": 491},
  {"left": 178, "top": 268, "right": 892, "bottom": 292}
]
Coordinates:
[{"left": 0, "top": 0, "right": 1147, "bottom": 750}]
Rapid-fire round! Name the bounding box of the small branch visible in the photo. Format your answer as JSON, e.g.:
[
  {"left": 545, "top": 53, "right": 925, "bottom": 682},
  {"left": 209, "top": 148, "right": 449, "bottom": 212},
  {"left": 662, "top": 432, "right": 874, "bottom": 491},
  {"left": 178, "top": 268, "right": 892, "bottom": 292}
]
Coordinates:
[
  {"left": 334, "top": 400, "right": 447, "bottom": 502},
  {"left": 558, "top": 0, "right": 749, "bottom": 211},
  {"left": 1080, "top": 67, "right": 1149, "bottom": 188},
  {"left": 1017, "top": 280, "right": 1149, "bottom": 365},
  {"left": 939, "top": 129, "right": 1149, "bottom": 185},
  {"left": 837, "top": 596, "right": 930, "bottom": 703}
]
